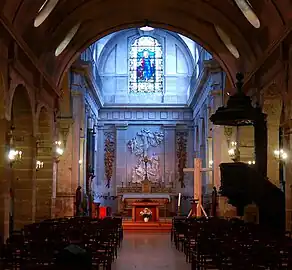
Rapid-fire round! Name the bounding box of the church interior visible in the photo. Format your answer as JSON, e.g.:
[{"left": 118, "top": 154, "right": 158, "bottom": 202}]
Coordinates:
[{"left": 1, "top": 0, "right": 292, "bottom": 269}]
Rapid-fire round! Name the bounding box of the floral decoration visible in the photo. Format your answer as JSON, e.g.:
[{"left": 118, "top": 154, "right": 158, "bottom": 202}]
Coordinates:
[
  {"left": 176, "top": 132, "right": 188, "bottom": 188},
  {"left": 140, "top": 208, "right": 152, "bottom": 218},
  {"left": 104, "top": 132, "right": 115, "bottom": 188}
]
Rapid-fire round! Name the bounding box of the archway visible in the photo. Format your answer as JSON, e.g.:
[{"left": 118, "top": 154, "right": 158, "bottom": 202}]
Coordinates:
[
  {"left": 35, "top": 107, "right": 53, "bottom": 222},
  {"left": 11, "top": 85, "right": 34, "bottom": 230}
]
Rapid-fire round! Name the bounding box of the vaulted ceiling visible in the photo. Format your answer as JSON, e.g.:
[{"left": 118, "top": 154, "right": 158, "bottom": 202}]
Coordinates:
[{"left": 1, "top": 0, "right": 291, "bottom": 89}]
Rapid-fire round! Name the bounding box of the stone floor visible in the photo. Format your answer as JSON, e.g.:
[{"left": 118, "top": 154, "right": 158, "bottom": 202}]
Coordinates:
[{"left": 112, "top": 232, "right": 190, "bottom": 270}]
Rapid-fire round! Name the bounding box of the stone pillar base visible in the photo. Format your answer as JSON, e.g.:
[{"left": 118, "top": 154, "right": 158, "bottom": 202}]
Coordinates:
[
  {"left": 55, "top": 193, "right": 75, "bottom": 218},
  {"left": 217, "top": 196, "right": 237, "bottom": 218}
]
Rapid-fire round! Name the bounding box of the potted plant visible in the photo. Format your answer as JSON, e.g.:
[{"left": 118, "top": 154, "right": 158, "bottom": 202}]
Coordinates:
[{"left": 140, "top": 208, "right": 152, "bottom": 222}]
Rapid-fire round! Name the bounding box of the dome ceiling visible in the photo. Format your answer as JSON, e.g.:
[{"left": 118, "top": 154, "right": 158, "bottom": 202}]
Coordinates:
[{"left": 0, "top": 0, "right": 291, "bottom": 88}]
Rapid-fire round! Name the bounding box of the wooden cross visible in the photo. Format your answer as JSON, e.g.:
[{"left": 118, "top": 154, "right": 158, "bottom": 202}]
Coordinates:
[{"left": 183, "top": 158, "right": 212, "bottom": 216}]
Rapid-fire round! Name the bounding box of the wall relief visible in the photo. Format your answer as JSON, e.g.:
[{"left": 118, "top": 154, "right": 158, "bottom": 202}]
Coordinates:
[
  {"left": 128, "top": 128, "right": 164, "bottom": 183},
  {"left": 176, "top": 131, "right": 188, "bottom": 188},
  {"left": 104, "top": 132, "right": 115, "bottom": 188}
]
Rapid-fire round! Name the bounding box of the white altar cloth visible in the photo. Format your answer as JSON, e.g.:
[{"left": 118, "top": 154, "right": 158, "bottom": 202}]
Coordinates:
[{"left": 122, "top": 193, "right": 170, "bottom": 201}]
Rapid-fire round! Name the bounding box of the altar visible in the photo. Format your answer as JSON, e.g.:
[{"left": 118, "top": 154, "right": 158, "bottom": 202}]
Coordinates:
[{"left": 122, "top": 193, "right": 170, "bottom": 222}]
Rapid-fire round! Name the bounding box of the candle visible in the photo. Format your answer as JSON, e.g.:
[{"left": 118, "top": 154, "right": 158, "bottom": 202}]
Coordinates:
[{"left": 178, "top": 193, "right": 182, "bottom": 207}]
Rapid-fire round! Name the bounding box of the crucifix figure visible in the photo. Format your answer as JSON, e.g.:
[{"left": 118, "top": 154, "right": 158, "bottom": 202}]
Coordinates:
[
  {"left": 141, "top": 155, "right": 151, "bottom": 193},
  {"left": 183, "top": 158, "right": 211, "bottom": 217}
]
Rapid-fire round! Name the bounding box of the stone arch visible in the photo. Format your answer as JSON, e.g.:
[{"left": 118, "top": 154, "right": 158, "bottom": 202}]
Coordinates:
[
  {"left": 11, "top": 84, "right": 34, "bottom": 230},
  {"left": 35, "top": 106, "right": 54, "bottom": 222}
]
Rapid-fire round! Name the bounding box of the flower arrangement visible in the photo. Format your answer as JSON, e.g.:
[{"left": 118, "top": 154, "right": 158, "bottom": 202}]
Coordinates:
[{"left": 140, "top": 208, "right": 152, "bottom": 219}]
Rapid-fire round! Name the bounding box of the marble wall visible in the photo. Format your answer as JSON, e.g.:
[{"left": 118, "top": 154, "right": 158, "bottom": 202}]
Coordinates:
[{"left": 94, "top": 107, "right": 194, "bottom": 211}]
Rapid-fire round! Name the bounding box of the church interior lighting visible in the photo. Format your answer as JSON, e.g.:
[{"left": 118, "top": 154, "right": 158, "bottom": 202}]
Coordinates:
[
  {"left": 139, "top": 26, "right": 154, "bottom": 32},
  {"left": 55, "top": 23, "right": 81, "bottom": 57},
  {"left": 54, "top": 140, "right": 64, "bottom": 157},
  {"left": 8, "top": 149, "right": 22, "bottom": 162},
  {"left": 215, "top": 26, "right": 240, "bottom": 59},
  {"left": 36, "top": 160, "right": 44, "bottom": 170},
  {"left": 234, "top": 0, "right": 261, "bottom": 29},
  {"left": 274, "top": 149, "right": 288, "bottom": 161},
  {"left": 34, "top": 0, "right": 59, "bottom": 27}
]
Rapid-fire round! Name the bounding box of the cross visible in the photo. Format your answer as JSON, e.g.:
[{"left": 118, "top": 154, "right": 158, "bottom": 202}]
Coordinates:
[{"left": 183, "top": 158, "right": 212, "bottom": 217}]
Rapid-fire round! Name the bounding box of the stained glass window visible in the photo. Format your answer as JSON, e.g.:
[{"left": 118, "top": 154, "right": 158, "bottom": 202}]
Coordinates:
[{"left": 129, "top": 36, "right": 163, "bottom": 93}]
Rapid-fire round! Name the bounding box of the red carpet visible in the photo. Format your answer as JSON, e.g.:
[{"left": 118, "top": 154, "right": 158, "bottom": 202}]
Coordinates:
[{"left": 122, "top": 220, "right": 172, "bottom": 232}]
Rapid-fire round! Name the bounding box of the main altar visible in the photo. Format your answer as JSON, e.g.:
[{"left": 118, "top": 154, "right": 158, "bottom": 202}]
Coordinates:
[{"left": 117, "top": 155, "right": 172, "bottom": 222}]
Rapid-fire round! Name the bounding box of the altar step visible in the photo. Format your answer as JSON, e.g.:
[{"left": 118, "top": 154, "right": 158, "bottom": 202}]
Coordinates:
[{"left": 122, "top": 220, "right": 172, "bottom": 232}]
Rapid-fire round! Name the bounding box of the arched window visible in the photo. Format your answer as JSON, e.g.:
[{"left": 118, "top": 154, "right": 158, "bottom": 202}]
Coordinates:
[{"left": 129, "top": 36, "right": 163, "bottom": 93}]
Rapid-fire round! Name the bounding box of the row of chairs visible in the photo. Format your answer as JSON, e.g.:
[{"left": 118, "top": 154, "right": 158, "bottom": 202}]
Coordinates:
[
  {"left": 1, "top": 216, "right": 123, "bottom": 269},
  {"left": 172, "top": 217, "right": 292, "bottom": 269}
]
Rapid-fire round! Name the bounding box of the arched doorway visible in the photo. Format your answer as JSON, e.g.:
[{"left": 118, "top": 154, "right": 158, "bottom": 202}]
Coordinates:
[
  {"left": 10, "top": 85, "right": 34, "bottom": 230},
  {"left": 35, "top": 107, "right": 53, "bottom": 222}
]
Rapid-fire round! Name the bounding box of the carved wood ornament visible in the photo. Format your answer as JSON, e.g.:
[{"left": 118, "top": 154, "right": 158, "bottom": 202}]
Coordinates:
[
  {"left": 104, "top": 132, "right": 115, "bottom": 188},
  {"left": 176, "top": 131, "right": 188, "bottom": 188}
]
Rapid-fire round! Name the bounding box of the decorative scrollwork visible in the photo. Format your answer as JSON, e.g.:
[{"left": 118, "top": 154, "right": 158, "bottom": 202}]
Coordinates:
[
  {"left": 176, "top": 131, "right": 188, "bottom": 188},
  {"left": 104, "top": 132, "right": 115, "bottom": 188}
]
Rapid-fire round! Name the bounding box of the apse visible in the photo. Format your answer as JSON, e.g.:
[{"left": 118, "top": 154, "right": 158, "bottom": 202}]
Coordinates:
[{"left": 81, "top": 27, "right": 212, "bottom": 106}]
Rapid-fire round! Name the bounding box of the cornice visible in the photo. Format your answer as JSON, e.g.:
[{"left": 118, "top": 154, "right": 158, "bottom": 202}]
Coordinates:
[{"left": 71, "top": 61, "right": 104, "bottom": 107}]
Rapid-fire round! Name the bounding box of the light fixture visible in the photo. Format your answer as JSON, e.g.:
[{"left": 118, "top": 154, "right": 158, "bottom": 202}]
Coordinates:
[
  {"left": 55, "top": 23, "right": 81, "bottom": 56},
  {"left": 34, "top": 0, "right": 59, "bottom": 27},
  {"left": 247, "top": 160, "right": 255, "bottom": 165},
  {"left": 140, "top": 26, "right": 154, "bottom": 31},
  {"left": 234, "top": 0, "right": 260, "bottom": 29},
  {"left": 209, "top": 160, "right": 213, "bottom": 168},
  {"left": 273, "top": 149, "right": 288, "bottom": 161},
  {"left": 215, "top": 26, "right": 240, "bottom": 59},
  {"left": 54, "top": 140, "right": 64, "bottom": 162},
  {"left": 79, "top": 160, "right": 82, "bottom": 164},
  {"left": 228, "top": 141, "right": 240, "bottom": 162},
  {"left": 36, "top": 160, "right": 44, "bottom": 171},
  {"left": 8, "top": 149, "right": 22, "bottom": 162}
]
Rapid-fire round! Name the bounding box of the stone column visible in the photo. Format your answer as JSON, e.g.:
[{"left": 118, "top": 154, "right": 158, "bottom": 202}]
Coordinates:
[
  {"left": 114, "top": 123, "right": 128, "bottom": 213},
  {"left": 210, "top": 90, "right": 237, "bottom": 217},
  {"left": 210, "top": 90, "right": 228, "bottom": 189},
  {"left": 284, "top": 127, "right": 292, "bottom": 231},
  {"left": 0, "top": 119, "right": 13, "bottom": 241},
  {"left": 71, "top": 90, "right": 85, "bottom": 193},
  {"left": 262, "top": 88, "right": 282, "bottom": 186},
  {"left": 96, "top": 124, "right": 105, "bottom": 204},
  {"left": 163, "top": 125, "right": 176, "bottom": 187}
]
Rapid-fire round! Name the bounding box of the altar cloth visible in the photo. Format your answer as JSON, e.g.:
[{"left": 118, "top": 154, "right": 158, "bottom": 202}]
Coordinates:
[{"left": 122, "top": 193, "right": 170, "bottom": 201}]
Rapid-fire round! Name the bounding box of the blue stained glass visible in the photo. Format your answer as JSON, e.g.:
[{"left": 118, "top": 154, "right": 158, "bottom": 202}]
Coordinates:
[{"left": 129, "top": 36, "right": 163, "bottom": 93}]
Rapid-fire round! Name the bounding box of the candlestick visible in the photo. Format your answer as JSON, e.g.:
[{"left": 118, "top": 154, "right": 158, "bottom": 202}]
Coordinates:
[{"left": 178, "top": 193, "right": 181, "bottom": 207}]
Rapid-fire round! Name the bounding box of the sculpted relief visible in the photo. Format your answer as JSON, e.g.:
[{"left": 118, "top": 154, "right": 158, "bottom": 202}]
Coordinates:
[{"left": 128, "top": 128, "right": 164, "bottom": 183}]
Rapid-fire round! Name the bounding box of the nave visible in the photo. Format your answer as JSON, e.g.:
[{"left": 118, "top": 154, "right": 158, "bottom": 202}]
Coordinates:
[{"left": 112, "top": 233, "right": 189, "bottom": 270}]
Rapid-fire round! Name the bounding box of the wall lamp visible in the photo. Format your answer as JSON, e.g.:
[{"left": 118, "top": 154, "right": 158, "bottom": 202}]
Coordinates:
[
  {"left": 273, "top": 149, "right": 288, "bottom": 161},
  {"left": 36, "top": 160, "right": 44, "bottom": 171},
  {"left": 54, "top": 140, "right": 64, "bottom": 162}
]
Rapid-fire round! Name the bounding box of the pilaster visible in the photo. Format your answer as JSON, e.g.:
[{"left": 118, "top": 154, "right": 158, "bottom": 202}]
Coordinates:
[
  {"left": 163, "top": 125, "right": 176, "bottom": 187},
  {"left": 96, "top": 124, "right": 105, "bottom": 204},
  {"left": 0, "top": 119, "right": 12, "bottom": 241}
]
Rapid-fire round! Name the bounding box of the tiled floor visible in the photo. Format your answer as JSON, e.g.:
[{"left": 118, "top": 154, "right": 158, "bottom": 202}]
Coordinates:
[{"left": 112, "top": 232, "right": 190, "bottom": 270}]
